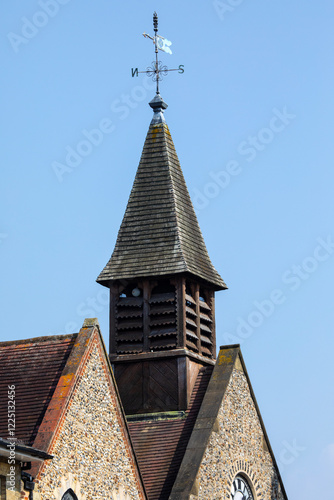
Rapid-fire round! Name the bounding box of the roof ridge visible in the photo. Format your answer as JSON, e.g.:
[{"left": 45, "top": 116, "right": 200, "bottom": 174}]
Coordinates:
[{"left": 0, "top": 333, "right": 77, "bottom": 347}]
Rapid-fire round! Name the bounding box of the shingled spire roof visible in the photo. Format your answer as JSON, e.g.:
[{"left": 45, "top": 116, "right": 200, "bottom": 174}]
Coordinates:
[{"left": 97, "top": 94, "right": 226, "bottom": 290}]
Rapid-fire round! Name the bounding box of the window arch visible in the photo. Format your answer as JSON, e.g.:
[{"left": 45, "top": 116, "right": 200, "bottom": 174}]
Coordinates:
[
  {"left": 231, "top": 474, "right": 255, "bottom": 500},
  {"left": 61, "top": 489, "right": 78, "bottom": 500}
]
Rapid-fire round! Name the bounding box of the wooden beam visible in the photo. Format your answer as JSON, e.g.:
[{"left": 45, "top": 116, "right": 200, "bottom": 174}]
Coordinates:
[
  {"left": 173, "top": 277, "right": 185, "bottom": 348},
  {"left": 210, "top": 290, "right": 216, "bottom": 360},
  {"left": 143, "top": 280, "right": 150, "bottom": 352},
  {"left": 194, "top": 282, "right": 201, "bottom": 355},
  {"left": 109, "top": 284, "right": 118, "bottom": 356},
  {"left": 177, "top": 356, "right": 187, "bottom": 410}
]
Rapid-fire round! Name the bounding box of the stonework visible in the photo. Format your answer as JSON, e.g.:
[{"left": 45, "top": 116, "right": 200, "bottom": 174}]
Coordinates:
[
  {"left": 192, "top": 357, "right": 285, "bottom": 500},
  {"left": 34, "top": 337, "right": 144, "bottom": 500}
]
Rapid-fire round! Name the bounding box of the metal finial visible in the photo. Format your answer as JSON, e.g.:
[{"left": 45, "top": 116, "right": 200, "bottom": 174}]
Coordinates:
[
  {"left": 153, "top": 12, "right": 158, "bottom": 33},
  {"left": 134, "top": 13, "right": 184, "bottom": 108}
]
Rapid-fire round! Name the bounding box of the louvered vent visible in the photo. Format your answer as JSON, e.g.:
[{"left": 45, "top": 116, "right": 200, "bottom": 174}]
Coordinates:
[
  {"left": 199, "top": 288, "right": 214, "bottom": 358},
  {"left": 149, "top": 281, "right": 177, "bottom": 351},
  {"left": 184, "top": 282, "right": 214, "bottom": 358},
  {"left": 185, "top": 285, "right": 199, "bottom": 353},
  {"left": 111, "top": 278, "right": 215, "bottom": 358},
  {"left": 116, "top": 285, "right": 144, "bottom": 354}
]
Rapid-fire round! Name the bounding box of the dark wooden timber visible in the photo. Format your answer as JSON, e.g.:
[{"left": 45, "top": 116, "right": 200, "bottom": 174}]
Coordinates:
[
  {"left": 109, "top": 285, "right": 117, "bottom": 356},
  {"left": 210, "top": 290, "right": 217, "bottom": 357},
  {"left": 108, "top": 274, "right": 218, "bottom": 413},
  {"left": 143, "top": 280, "right": 150, "bottom": 352},
  {"left": 194, "top": 283, "right": 201, "bottom": 355}
]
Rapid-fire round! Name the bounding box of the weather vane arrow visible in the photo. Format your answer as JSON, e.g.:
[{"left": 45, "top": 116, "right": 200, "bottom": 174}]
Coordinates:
[{"left": 131, "top": 11, "right": 184, "bottom": 95}]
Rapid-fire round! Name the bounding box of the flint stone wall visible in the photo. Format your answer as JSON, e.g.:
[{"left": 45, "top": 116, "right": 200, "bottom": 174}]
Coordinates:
[
  {"left": 191, "top": 358, "right": 285, "bottom": 500},
  {"left": 34, "top": 339, "right": 143, "bottom": 500}
]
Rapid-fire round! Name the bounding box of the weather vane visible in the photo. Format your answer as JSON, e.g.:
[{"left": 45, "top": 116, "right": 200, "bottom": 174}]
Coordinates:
[{"left": 131, "top": 12, "right": 184, "bottom": 95}]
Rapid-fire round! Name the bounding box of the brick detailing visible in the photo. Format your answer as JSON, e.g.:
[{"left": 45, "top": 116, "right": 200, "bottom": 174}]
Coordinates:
[
  {"left": 192, "top": 367, "right": 285, "bottom": 500},
  {"left": 35, "top": 338, "right": 143, "bottom": 500}
]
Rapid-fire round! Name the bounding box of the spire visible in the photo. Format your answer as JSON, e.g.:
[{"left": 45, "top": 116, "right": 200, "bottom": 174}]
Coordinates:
[
  {"left": 96, "top": 14, "right": 227, "bottom": 415},
  {"left": 97, "top": 113, "right": 226, "bottom": 290}
]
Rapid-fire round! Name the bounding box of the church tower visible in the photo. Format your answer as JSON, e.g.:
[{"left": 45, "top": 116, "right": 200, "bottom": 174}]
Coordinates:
[
  {"left": 97, "top": 93, "right": 226, "bottom": 415},
  {"left": 97, "top": 14, "right": 226, "bottom": 415}
]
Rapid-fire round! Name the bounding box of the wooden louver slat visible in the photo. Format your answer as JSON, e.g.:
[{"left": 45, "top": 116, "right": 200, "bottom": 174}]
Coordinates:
[
  {"left": 185, "top": 293, "right": 196, "bottom": 305},
  {"left": 199, "top": 323, "right": 212, "bottom": 334},
  {"left": 199, "top": 312, "right": 212, "bottom": 323},
  {"left": 117, "top": 318, "right": 143, "bottom": 330},
  {"left": 149, "top": 327, "right": 177, "bottom": 337},
  {"left": 117, "top": 297, "right": 143, "bottom": 307},
  {"left": 200, "top": 335, "right": 212, "bottom": 345},
  {"left": 117, "top": 309, "right": 143, "bottom": 318},
  {"left": 199, "top": 300, "right": 211, "bottom": 311},
  {"left": 185, "top": 317, "right": 197, "bottom": 329},
  {"left": 185, "top": 339, "right": 199, "bottom": 352},
  {"left": 117, "top": 331, "right": 143, "bottom": 341},
  {"left": 186, "top": 330, "right": 199, "bottom": 341},
  {"left": 150, "top": 303, "right": 176, "bottom": 315},
  {"left": 149, "top": 292, "right": 175, "bottom": 304}
]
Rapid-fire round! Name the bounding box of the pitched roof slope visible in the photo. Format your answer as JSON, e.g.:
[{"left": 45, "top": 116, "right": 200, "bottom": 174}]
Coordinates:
[
  {"left": 0, "top": 334, "right": 76, "bottom": 445},
  {"left": 97, "top": 115, "right": 226, "bottom": 290},
  {"left": 127, "top": 364, "right": 213, "bottom": 500}
]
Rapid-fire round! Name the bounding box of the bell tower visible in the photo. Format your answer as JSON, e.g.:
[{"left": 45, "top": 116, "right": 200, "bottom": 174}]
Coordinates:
[
  {"left": 97, "top": 93, "right": 226, "bottom": 415},
  {"left": 97, "top": 14, "right": 226, "bottom": 415}
]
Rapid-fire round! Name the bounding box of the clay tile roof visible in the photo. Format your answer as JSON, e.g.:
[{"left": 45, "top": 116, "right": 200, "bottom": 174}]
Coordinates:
[
  {"left": 97, "top": 119, "right": 226, "bottom": 290},
  {"left": 0, "top": 334, "right": 77, "bottom": 446},
  {"left": 127, "top": 364, "right": 213, "bottom": 500}
]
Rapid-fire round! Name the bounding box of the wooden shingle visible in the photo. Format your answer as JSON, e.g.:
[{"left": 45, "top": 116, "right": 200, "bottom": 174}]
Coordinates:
[{"left": 97, "top": 120, "right": 226, "bottom": 290}]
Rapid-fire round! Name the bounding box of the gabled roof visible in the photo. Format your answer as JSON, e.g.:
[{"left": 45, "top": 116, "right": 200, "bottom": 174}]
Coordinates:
[
  {"left": 97, "top": 96, "right": 226, "bottom": 290},
  {"left": 14, "top": 318, "right": 146, "bottom": 497},
  {"left": 0, "top": 320, "right": 144, "bottom": 497},
  {"left": 169, "top": 345, "right": 288, "bottom": 500},
  {"left": 0, "top": 333, "right": 77, "bottom": 445},
  {"left": 127, "top": 364, "right": 213, "bottom": 500}
]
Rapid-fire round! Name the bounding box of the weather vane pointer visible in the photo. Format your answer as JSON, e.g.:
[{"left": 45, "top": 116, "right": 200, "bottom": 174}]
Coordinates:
[{"left": 131, "top": 12, "right": 184, "bottom": 95}]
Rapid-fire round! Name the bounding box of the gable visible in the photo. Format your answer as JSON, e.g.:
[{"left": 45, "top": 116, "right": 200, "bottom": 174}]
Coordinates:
[
  {"left": 32, "top": 321, "right": 145, "bottom": 500},
  {"left": 1, "top": 320, "right": 145, "bottom": 500},
  {"left": 170, "top": 347, "right": 287, "bottom": 500}
]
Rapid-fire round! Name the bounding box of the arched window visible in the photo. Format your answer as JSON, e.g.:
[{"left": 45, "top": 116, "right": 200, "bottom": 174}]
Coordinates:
[{"left": 61, "top": 489, "right": 78, "bottom": 500}]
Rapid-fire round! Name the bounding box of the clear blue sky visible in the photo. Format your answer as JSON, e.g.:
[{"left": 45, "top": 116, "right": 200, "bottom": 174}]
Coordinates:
[{"left": 2, "top": 1, "right": 334, "bottom": 498}]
